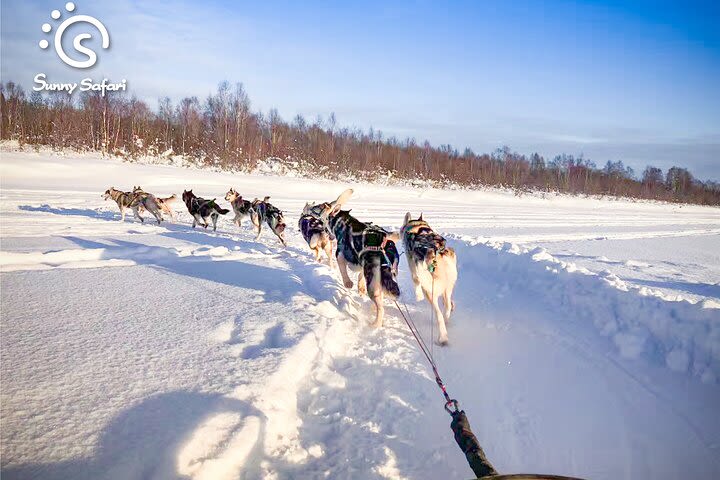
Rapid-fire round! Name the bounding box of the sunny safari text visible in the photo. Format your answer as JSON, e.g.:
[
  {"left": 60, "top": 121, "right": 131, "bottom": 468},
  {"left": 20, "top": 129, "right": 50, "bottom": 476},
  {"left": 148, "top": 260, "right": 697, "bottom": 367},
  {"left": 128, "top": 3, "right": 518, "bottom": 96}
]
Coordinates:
[{"left": 33, "top": 73, "right": 127, "bottom": 96}]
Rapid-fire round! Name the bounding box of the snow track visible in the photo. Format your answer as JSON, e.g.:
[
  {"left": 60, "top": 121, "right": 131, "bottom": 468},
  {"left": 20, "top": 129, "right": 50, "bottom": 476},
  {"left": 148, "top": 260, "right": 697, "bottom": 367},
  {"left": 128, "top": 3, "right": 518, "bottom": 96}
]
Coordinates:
[{"left": 1, "top": 149, "right": 719, "bottom": 479}]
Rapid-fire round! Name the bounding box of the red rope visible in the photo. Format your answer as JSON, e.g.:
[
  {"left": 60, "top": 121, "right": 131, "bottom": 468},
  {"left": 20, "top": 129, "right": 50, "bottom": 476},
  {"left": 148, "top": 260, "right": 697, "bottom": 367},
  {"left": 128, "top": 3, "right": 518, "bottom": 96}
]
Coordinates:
[{"left": 394, "top": 299, "right": 458, "bottom": 414}]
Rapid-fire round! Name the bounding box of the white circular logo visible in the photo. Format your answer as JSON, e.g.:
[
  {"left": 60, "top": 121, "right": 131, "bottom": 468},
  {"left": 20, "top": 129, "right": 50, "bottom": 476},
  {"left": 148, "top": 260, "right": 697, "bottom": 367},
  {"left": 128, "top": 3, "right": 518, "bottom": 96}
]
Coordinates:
[{"left": 38, "top": 2, "right": 110, "bottom": 69}]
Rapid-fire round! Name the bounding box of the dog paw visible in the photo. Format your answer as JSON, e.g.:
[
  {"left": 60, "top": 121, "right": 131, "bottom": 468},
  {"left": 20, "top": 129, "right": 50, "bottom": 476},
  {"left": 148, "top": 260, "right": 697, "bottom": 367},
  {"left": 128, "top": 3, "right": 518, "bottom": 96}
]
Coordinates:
[
  {"left": 369, "top": 320, "right": 383, "bottom": 329},
  {"left": 437, "top": 337, "right": 449, "bottom": 346},
  {"left": 343, "top": 280, "right": 354, "bottom": 289}
]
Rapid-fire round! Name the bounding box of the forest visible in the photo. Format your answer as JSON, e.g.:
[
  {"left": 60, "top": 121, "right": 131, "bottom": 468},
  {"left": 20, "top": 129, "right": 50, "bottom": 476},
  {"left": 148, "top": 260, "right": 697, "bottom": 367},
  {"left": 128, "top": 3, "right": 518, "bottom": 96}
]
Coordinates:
[{"left": 1, "top": 80, "right": 718, "bottom": 205}]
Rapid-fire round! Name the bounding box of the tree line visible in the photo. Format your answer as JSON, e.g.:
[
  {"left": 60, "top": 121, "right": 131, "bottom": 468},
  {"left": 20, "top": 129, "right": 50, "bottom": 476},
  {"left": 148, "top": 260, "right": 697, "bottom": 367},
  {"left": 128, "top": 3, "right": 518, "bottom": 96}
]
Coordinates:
[{"left": 1, "top": 80, "right": 718, "bottom": 205}]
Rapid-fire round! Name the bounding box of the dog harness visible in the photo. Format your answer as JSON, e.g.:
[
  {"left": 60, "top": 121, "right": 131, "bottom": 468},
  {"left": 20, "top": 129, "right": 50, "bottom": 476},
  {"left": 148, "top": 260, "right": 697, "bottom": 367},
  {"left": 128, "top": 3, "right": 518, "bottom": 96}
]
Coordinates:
[
  {"left": 327, "top": 211, "right": 399, "bottom": 272},
  {"left": 299, "top": 214, "right": 327, "bottom": 243},
  {"left": 403, "top": 221, "right": 447, "bottom": 272},
  {"left": 356, "top": 226, "right": 400, "bottom": 275}
]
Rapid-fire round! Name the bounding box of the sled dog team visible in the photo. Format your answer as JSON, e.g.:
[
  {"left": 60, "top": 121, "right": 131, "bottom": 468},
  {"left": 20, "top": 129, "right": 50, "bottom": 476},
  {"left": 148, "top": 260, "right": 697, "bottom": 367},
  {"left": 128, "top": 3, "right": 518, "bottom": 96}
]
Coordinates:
[{"left": 103, "top": 186, "right": 457, "bottom": 344}]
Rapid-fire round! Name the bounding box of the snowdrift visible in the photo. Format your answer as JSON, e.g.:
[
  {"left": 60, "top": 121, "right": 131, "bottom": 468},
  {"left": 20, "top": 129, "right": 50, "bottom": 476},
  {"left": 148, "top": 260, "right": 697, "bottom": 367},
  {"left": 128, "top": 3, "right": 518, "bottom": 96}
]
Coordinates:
[{"left": 453, "top": 238, "right": 720, "bottom": 384}]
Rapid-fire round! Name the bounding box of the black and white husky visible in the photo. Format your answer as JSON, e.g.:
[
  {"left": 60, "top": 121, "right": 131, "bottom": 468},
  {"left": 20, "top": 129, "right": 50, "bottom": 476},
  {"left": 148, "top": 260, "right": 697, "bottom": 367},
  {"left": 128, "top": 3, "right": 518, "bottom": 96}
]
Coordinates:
[
  {"left": 309, "top": 189, "right": 400, "bottom": 328},
  {"left": 225, "top": 188, "right": 253, "bottom": 227},
  {"left": 103, "top": 187, "right": 163, "bottom": 224},
  {"left": 402, "top": 212, "right": 457, "bottom": 345},
  {"left": 299, "top": 207, "right": 334, "bottom": 265},
  {"left": 181, "top": 190, "right": 229, "bottom": 231},
  {"left": 250, "top": 196, "right": 286, "bottom": 245}
]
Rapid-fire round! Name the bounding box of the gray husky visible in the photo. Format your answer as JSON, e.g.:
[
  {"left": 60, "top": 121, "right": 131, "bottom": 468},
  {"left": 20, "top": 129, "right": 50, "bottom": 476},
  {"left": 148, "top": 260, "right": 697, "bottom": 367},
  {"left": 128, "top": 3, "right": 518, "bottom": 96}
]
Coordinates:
[
  {"left": 250, "top": 196, "right": 287, "bottom": 245},
  {"left": 103, "top": 187, "right": 163, "bottom": 224},
  {"left": 225, "top": 188, "right": 254, "bottom": 227}
]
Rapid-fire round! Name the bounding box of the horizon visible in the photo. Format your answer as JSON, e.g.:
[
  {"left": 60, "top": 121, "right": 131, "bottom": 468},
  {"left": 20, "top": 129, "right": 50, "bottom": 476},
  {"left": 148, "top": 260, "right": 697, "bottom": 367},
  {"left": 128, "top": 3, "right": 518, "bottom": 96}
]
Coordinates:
[{"left": 1, "top": 0, "right": 719, "bottom": 181}]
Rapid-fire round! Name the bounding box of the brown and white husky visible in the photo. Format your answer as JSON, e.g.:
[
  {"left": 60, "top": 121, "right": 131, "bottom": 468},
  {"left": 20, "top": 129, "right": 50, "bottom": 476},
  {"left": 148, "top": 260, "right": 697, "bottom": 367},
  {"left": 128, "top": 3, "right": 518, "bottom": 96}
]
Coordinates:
[
  {"left": 402, "top": 212, "right": 457, "bottom": 345},
  {"left": 133, "top": 186, "right": 177, "bottom": 221}
]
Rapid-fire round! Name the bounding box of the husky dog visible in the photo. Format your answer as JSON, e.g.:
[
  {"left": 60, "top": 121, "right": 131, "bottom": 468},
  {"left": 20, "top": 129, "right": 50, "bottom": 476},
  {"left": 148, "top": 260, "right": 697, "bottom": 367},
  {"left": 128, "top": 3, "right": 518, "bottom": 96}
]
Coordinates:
[
  {"left": 156, "top": 194, "right": 178, "bottom": 221},
  {"left": 103, "top": 187, "right": 163, "bottom": 224},
  {"left": 250, "top": 196, "right": 287, "bottom": 245},
  {"left": 181, "top": 190, "right": 229, "bottom": 231},
  {"left": 225, "top": 188, "right": 254, "bottom": 227},
  {"left": 133, "top": 186, "right": 177, "bottom": 221},
  {"left": 402, "top": 212, "right": 457, "bottom": 345},
  {"left": 309, "top": 189, "right": 400, "bottom": 328},
  {"left": 299, "top": 208, "right": 334, "bottom": 265}
]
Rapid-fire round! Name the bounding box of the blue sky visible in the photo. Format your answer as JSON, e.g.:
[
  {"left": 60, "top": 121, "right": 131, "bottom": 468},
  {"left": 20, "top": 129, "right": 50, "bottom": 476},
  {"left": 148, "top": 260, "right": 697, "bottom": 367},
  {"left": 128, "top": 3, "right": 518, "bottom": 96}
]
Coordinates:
[{"left": 2, "top": 0, "right": 719, "bottom": 180}]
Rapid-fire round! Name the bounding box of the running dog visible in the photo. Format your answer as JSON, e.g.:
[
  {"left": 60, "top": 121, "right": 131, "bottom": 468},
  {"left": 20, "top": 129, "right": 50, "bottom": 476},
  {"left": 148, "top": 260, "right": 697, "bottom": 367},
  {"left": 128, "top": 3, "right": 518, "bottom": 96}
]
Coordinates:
[
  {"left": 103, "top": 187, "right": 163, "bottom": 224},
  {"left": 181, "top": 190, "right": 229, "bottom": 231},
  {"left": 133, "top": 186, "right": 178, "bottom": 221},
  {"left": 225, "top": 188, "right": 254, "bottom": 227},
  {"left": 299, "top": 208, "right": 334, "bottom": 265},
  {"left": 309, "top": 189, "right": 400, "bottom": 327},
  {"left": 402, "top": 212, "right": 457, "bottom": 345},
  {"left": 250, "top": 196, "right": 287, "bottom": 245}
]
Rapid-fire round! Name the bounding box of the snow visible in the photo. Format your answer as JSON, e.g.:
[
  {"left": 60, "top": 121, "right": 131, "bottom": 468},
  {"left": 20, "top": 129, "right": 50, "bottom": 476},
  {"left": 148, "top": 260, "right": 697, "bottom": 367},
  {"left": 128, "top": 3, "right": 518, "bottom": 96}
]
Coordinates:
[{"left": 1, "top": 147, "right": 720, "bottom": 479}]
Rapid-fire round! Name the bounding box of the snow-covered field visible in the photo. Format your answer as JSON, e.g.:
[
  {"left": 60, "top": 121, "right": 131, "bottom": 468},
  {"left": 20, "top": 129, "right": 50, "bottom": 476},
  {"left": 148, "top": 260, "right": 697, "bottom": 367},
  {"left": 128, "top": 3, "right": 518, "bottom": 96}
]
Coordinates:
[{"left": 1, "top": 147, "right": 719, "bottom": 480}]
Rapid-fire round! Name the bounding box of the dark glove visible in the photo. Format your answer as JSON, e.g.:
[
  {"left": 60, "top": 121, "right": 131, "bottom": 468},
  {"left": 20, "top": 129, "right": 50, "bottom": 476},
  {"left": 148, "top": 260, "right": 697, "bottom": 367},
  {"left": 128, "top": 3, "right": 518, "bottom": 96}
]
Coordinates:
[{"left": 451, "top": 410, "right": 498, "bottom": 478}]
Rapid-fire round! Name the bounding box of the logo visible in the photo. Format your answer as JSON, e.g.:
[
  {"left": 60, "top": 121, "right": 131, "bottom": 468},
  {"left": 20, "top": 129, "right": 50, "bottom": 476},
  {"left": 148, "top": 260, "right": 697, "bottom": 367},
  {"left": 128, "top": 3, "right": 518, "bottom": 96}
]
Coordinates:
[{"left": 38, "top": 2, "right": 110, "bottom": 69}]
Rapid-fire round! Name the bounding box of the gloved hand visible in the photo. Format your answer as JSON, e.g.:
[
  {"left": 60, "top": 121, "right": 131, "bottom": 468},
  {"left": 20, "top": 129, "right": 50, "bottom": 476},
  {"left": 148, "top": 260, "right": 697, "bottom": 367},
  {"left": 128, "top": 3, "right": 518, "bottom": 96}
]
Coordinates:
[{"left": 451, "top": 410, "right": 498, "bottom": 478}]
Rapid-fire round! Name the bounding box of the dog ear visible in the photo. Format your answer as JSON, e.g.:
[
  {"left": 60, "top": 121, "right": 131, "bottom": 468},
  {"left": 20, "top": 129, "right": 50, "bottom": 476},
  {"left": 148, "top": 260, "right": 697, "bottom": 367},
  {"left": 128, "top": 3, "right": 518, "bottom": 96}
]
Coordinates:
[
  {"left": 404, "top": 212, "right": 411, "bottom": 225},
  {"left": 419, "top": 213, "right": 424, "bottom": 221}
]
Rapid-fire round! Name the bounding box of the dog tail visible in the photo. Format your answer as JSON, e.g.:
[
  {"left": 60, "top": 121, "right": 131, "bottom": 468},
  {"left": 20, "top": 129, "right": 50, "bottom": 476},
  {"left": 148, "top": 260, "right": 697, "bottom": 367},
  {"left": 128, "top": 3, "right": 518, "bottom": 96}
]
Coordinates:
[
  {"left": 380, "top": 265, "right": 400, "bottom": 298},
  {"left": 364, "top": 255, "right": 400, "bottom": 299},
  {"left": 213, "top": 202, "right": 230, "bottom": 215}
]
